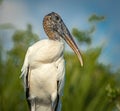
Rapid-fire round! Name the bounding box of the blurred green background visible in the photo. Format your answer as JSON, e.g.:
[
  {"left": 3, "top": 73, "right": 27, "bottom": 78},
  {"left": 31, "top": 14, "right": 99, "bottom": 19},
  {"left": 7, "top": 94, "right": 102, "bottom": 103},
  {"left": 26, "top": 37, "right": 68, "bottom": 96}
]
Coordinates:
[{"left": 0, "top": 0, "right": 120, "bottom": 111}]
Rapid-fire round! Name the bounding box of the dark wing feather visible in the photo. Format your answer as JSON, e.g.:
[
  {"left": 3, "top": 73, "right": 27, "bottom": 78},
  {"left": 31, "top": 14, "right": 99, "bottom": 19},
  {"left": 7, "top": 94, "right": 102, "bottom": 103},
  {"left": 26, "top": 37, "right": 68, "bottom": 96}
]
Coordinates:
[
  {"left": 55, "top": 81, "right": 60, "bottom": 111},
  {"left": 26, "top": 66, "right": 31, "bottom": 110}
]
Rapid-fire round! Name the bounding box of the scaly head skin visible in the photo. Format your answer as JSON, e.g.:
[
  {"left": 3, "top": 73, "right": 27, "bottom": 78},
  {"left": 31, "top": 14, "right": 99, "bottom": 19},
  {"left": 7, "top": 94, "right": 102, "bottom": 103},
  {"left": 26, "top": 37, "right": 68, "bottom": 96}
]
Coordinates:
[{"left": 43, "top": 12, "right": 83, "bottom": 67}]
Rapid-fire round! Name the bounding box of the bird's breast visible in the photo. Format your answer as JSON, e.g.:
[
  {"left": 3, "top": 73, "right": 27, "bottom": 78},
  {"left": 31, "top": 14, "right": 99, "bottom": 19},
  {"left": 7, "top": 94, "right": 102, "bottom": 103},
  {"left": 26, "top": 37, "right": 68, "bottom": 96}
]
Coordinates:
[{"left": 28, "top": 39, "right": 64, "bottom": 68}]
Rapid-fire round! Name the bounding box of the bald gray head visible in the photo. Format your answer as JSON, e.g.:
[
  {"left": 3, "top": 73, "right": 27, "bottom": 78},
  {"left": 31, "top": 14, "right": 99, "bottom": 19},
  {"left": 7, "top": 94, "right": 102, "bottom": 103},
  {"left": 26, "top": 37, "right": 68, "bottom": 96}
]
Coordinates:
[
  {"left": 43, "top": 12, "right": 83, "bottom": 66},
  {"left": 43, "top": 12, "right": 69, "bottom": 40}
]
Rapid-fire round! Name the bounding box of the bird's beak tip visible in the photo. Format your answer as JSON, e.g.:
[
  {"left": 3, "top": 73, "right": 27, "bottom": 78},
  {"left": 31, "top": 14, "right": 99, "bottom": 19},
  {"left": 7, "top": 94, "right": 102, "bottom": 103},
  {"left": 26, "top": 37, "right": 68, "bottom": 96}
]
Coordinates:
[
  {"left": 79, "top": 55, "right": 84, "bottom": 67},
  {"left": 80, "top": 61, "right": 83, "bottom": 67}
]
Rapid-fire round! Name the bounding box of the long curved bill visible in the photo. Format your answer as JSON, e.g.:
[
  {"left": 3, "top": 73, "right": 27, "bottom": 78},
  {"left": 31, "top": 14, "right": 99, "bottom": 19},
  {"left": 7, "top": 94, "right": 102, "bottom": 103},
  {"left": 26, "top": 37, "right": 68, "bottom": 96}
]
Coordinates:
[{"left": 60, "top": 24, "right": 83, "bottom": 66}]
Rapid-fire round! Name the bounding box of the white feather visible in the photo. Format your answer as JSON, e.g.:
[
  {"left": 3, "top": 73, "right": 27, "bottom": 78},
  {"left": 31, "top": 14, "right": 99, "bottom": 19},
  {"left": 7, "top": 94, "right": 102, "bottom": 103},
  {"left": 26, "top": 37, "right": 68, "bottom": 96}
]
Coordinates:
[{"left": 21, "top": 39, "right": 65, "bottom": 111}]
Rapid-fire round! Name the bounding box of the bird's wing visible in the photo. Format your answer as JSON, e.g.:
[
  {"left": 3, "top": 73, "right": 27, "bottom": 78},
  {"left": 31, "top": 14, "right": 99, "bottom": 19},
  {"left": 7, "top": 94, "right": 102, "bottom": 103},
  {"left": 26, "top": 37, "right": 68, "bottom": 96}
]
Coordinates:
[
  {"left": 20, "top": 47, "right": 32, "bottom": 109},
  {"left": 20, "top": 47, "right": 31, "bottom": 89},
  {"left": 55, "top": 57, "right": 65, "bottom": 111},
  {"left": 56, "top": 57, "right": 65, "bottom": 96}
]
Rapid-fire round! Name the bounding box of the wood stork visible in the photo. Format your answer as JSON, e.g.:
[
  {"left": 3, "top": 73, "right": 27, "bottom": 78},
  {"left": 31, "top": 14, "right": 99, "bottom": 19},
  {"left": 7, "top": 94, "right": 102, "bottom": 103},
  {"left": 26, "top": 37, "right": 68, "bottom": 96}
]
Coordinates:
[{"left": 20, "top": 12, "right": 83, "bottom": 111}]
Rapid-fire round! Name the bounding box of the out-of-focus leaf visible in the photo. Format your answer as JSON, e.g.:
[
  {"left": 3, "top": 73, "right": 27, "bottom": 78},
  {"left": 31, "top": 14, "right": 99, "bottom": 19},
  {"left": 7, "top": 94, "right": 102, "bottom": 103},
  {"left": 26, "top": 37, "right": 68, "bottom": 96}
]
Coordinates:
[
  {"left": 88, "top": 14, "right": 105, "bottom": 22},
  {"left": 72, "top": 28, "right": 91, "bottom": 45},
  {"left": 0, "top": 0, "right": 3, "bottom": 5},
  {"left": 0, "top": 23, "right": 15, "bottom": 29},
  {"left": 62, "top": 49, "right": 119, "bottom": 111}
]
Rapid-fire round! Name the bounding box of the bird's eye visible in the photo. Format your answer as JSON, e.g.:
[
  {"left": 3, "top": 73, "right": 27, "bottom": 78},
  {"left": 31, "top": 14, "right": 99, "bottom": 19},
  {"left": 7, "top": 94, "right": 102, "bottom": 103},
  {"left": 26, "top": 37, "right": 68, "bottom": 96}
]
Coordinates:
[{"left": 55, "top": 16, "right": 59, "bottom": 21}]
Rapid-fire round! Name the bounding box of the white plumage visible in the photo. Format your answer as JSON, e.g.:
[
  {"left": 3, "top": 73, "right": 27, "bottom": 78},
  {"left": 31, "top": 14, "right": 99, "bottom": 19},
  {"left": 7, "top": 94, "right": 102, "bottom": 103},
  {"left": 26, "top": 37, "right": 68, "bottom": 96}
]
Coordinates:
[{"left": 21, "top": 39, "right": 65, "bottom": 111}]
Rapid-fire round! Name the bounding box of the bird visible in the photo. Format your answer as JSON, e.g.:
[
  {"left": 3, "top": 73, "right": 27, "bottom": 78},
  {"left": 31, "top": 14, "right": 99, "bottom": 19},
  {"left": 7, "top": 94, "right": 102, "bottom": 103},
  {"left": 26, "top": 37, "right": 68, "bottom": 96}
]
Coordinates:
[{"left": 20, "top": 12, "right": 83, "bottom": 111}]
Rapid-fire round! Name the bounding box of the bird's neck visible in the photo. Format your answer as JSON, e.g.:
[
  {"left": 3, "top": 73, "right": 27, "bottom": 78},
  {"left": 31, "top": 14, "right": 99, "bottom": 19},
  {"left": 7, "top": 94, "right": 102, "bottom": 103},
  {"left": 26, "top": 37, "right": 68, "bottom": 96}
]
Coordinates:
[{"left": 49, "top": 35, "right": 64, "bottom": 44}]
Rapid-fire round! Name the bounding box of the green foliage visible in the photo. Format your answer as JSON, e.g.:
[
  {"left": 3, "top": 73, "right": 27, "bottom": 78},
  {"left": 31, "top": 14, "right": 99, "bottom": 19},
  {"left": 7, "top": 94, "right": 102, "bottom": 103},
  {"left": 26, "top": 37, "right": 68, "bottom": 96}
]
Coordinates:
[
  {"left": 72, "top": 14, "right": 105, "bottom": 46},
  {"left": 106, "top": 84, "right": 120, "bottom": 109},
  {"left": 72, "top": 28, "right": 92, "bottom": 45},
  {"left": 0, "top": 0, "right": 3, "bottom": 5},
  {"left": 0, "top": 23, "right": 15, "bottom": 29},
  {"left": 88, "top": 14, "right": 105, "bottom": 22},
  {"left": 62, "top": 48, "right": 119, "bottom": 111}
]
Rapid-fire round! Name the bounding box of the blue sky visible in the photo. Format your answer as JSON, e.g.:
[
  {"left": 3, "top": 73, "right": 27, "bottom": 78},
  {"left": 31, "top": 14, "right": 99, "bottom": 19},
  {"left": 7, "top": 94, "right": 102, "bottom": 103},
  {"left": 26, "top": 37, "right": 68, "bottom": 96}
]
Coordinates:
[{"left": 0, "top": 0, "right": 120, "bottom": 71}]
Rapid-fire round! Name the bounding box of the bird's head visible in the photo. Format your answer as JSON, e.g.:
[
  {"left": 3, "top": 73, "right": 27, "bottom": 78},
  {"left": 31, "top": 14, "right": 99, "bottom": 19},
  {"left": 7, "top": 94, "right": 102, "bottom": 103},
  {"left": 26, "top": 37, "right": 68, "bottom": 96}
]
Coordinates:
[{"left": 43, "top": 12, "right": 83, "bottom": 66}]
